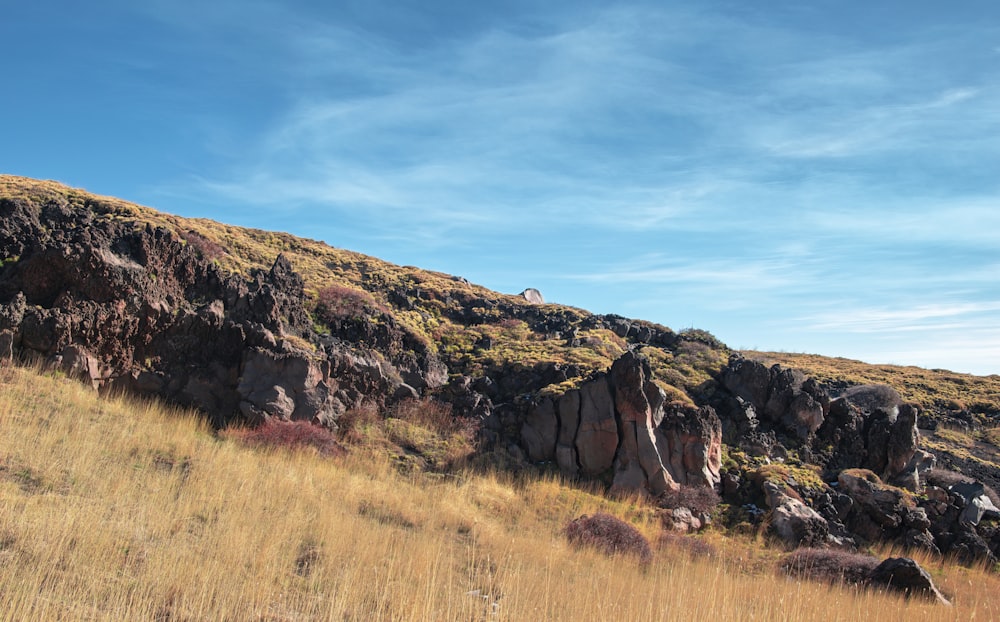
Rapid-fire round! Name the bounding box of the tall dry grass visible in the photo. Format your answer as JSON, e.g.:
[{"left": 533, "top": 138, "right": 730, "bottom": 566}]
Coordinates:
[{"left": 1, "top": 364, "right": 998, "bottom": 620}]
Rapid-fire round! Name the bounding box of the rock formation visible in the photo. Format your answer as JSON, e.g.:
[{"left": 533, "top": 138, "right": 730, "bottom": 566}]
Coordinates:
[
  {"left": 0, "top": 192, "right": 420, "bottom": 427},
  {"left": 521, "top": 351, "right": 722, "bottom": 496}
]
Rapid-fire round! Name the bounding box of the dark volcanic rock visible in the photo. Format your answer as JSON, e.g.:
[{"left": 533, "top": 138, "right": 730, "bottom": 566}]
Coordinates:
[
  {"left": 716, "top": 354, "right": 827, "bottom": 443},
  {"left": 867, "top": 557, "right": 951, "bottom": 605},
  {"left": 0, "top": 193, "right": 409, "bottom": 427}
]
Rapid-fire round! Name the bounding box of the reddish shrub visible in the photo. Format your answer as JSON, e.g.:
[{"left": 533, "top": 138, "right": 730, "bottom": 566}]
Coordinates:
[
  {"left": 180, "top": 230, "right": 224, "bottom": 261},
  {"left": 336, "top": 402, "right": 381, "bottom": 443},
  {"left": 314, "top": 284, "right": 384, "bottom": 322},
  {"left": 658, "top": 485, "right": 721, "bottom": 515},
  {"left": 781, "top": 548, "right": 880, "bottom": 585},
  {"left": 231, "top": 419, "right": 342, "bottom": 456},
  {"left": 564, "top": 513, "right": 653, "bottom": 564}
]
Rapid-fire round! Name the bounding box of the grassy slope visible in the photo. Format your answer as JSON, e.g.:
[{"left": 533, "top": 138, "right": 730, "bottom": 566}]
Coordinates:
[{"left": 2, "top": 364, "right": 998, "bottom": 621}]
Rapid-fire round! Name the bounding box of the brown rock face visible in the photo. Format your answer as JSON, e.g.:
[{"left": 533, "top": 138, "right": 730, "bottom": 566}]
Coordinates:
[
  {"left": 521, "top": 351, "right": 722, "bottom": 495},
  {"left": 238, "top": 348, "right": 339, "bottom": 427},
  {"left": 610, "top": 352, "right": 676, "bottom": 495},
  {"left": 521, "top": 398, "right": 558, "bottom": 462},
  {"left": 576, "top": 377, "right": 618, "bottom": 476},
  {"left": 658, "top": 403, "right": 723, "bottom": 488}
]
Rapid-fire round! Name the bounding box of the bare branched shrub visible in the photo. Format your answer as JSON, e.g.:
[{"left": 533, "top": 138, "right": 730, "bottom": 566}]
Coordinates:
[
  {"left": 781, "top": 548, "right": 880, "bottom": 586},
  {"left": 336, "top": 402, "right": 381, "bottom": 443},
  {"left": 840, "top": 384, "right": 902, "bottom": 412},
  {"left": 180, "top": 230, "right": 224, "bottom": 261},
  {"left": 314, "top": 284, "right": 384, "bottom": 323},
  {"left": 564, "top": 513, "right": 653, "bottom": 564},
  {"left": 658, "top": 485, "right": 721, "bottom": 515},
  {"left": 926, "top": 467, "right": 973, "bottom": 490},
  {"left": 228, "top": 419, "right": 342, "bottom": 457}
]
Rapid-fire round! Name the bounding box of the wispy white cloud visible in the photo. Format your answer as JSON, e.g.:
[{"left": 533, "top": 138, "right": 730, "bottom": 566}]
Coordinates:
[
  {"left": 803, "top": 301, "right": 1000, "bottom": 333},
  {"left": 140, "top": 1, "right": 1000, "bottom": 373}
]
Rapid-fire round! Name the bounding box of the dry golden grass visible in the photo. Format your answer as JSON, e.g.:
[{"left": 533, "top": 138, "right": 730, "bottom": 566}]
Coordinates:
[{"left": 2, "top": 365, "right": 999, "bottom": 620}]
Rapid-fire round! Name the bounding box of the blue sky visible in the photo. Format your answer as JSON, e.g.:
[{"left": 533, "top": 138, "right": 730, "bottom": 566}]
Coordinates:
[{"left": 3, "top": 1, "right": 999, "bottom": 375}]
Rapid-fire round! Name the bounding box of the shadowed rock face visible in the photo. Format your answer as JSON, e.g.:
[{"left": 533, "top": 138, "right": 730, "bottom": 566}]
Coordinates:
[
  {"left": 717, "top": 354, "right": 827, "bottom": 442},
  {"left": 0, "top": 195, "right": 413, "bottom": 427},
  {"left": 520, "top": 351, "right": 722, "bottom": 496}
]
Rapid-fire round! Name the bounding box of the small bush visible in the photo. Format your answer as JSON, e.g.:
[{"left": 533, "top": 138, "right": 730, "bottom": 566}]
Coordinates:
[
  {"left": 563, "top": 513, "right": 653, "bottom": 564},
  {"left": 658, "top": 485, "right": 721, "bottom": 515},
  {"left": 840, "top": 384, "right": 902, "bottom": 412},
  {"left": 229, "top": 419, "right": 342, "bottom": 457},
  {"left": 781, "top": 548, "right": 880, "bottom": 586},
  {"left": 926, "top": 467, "right": 973, "bottom": 490},
  {"left": 313, "top": 284, "right": 384, "bottom": 323},
  {"left": 337, "top": 403, "right": 381, "bottom": 443},
  {"left": 180, "top": 230, "right": 224, "bottom": 261}
]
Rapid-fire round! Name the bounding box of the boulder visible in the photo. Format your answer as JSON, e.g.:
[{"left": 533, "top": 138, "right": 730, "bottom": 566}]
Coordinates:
[
  {"left": 53, "top": 345, "right": 103, "bottom": 390},
  {"left": 763, "top": 481, "right": 829, "bottom": 548},
  {"left": 519, "top": 288, "right": 544, "bottom": 304},
  {"left": 881, "top": 404, "right": 935, "bottom": 491},
  {"left": 867, "top": 557, "right": 951, "bottom": 605},
  {"left": 661, "top": 507, "right": 704, "bottom": 533},
  {"left": 950, "top": 481, "right": 1000, "bottom": 526},
  {"left": 764, "top": 367, "right": 825, "bottom": 439},
  {"left": 238, "top": 348, "right": 338, "bottom": 427},
  {"left": 717, "top": 354, "right": 827, "bottom": 443}
]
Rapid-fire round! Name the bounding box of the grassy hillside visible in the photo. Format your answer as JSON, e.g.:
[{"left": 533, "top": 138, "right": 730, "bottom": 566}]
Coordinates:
[{"left": 1, "top": 363, "right": 998, "bottom": 620}]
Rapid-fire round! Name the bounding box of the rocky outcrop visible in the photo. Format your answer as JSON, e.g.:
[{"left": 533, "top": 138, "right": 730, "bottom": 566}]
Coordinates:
[
  {"left": 837, "top": 470, "right": 938, "bottom": 554},
  {"left": 717, "top": 355, "right": 827, "bottom": 442},
  {"left": 577, "top": 376, "right": 619, "bottom": 477},
  {"left": 818, "top": 392, "right": 935, "bottom": 491},
  {"left": 658, "top": 403, "right": 722, "bottom": 488},
  {"left": 520, "top": 351, "right": 722, "bottom": 496},
  {"left": 920, "top": 479, "right": 1000, "bottom": 565},
  {"left": 0, "top": 193, "right": 412, "bottom": 427}
]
